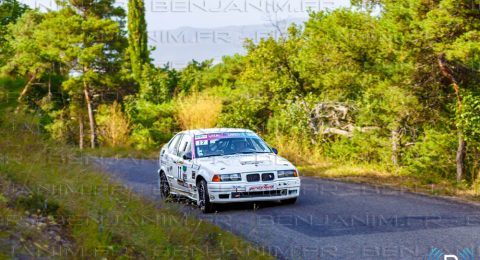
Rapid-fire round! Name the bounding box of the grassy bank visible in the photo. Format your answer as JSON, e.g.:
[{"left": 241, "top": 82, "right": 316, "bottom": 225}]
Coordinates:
[{"left": 0, "top": 115, "right": 272, "bottom": 259}]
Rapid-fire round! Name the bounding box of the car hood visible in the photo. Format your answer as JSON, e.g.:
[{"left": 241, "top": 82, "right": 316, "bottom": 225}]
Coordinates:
[{"left": 194, "top": 153, "right": 295, "bottom": 174}]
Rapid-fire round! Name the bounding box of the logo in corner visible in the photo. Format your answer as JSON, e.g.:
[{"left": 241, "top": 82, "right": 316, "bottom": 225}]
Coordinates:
[{"left": 427, "top": 248, "right": 475, "bottom": 260}]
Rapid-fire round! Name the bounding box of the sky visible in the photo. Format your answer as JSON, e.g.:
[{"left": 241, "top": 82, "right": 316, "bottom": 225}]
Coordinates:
[
  {"left": 141, "top": 0, "right": 351, "bottom": 30},
  {"left": 19, "top": 0, "right": 351, "bottom": 67}
]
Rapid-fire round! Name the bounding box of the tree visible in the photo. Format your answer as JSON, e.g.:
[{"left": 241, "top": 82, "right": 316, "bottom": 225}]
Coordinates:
[
  {"left": 36, "top": 0, "right": 128, "bottom": 149},
  {"left": 2, "top": 11, "right": 57, "bottom": 103},
  {"left": 127, "top": 0, "right": 149, "bottom": 83},
  {"left": 353, "top": 0, "right": 480, "bottom": 179},
  {"left": 0, "top": 0, "right": 28, "bottom": 66},
  {"left": 417, "top": 0, "right": 480, "bottom": 181}
]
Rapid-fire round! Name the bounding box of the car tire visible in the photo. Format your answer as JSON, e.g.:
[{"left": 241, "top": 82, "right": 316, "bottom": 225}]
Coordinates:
[
  {"left": 281, "top": 198, "right": 297, "bottom": 205},
  {"left": 159, "top": 172, "right": 171, "bottom": 199},
  {"left": 197, "top": 179, "right": 215, "bottom": 213}
]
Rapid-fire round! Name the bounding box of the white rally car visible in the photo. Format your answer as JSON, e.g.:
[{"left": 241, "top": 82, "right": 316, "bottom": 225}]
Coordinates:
[{"left": 158, "top": 128, "right": 301, "bottom": 213}]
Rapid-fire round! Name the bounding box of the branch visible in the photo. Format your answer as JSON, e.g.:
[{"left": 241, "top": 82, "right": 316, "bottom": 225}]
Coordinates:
[
  {"left": 17, "top": 71, "right": 37, "bottom": 102},
  {"left": 438, "top": 53, "right": 462, "bottom": 106},
  {"left": 323, "top": 128, "right": 353, "bottom": 137}
]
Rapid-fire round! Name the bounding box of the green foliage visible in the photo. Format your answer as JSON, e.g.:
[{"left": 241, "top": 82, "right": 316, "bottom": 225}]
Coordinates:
[
  {"left": 0, "top": 0, "right": 28, "bottom": 66},
  {"left": 296, "top": 10, "right": 386, "bottom": 100},
  {"left": 266, "top": 99, "right": 312, "bottom": 138},
  {"left": 460, "top": 93, "right": 480, "bottom": 144},
  {"left": 0, "top": 77, "right": 23, "bottom": 111},
  {"left": 139, "top": 64, "right": 178, "bottom": 104},
  {"left": 357, "top": 83, "right": 420, "bottom": 134},
  {"left": 0, "top": 0, "right": 28, "bottom": 25},
  {"left": 15, "top": 193, "right": 61, "bottom": 216},
  {"left": 125, "top": 97, "right": 178, "bottom": 149},
  {"left": 2, "top": 10, "right": 50, "bottom": 83},
  {"left": 3, "top": 0, "right": 480, "bottom": 186},
  {"left": 127, "top": 0, "right": 149, "bottom": 82},
  {"left": 325, "top": 131, "right": 390, "bottom": 164},
  {"left": 43, "top": 108, "right": 77, "bottom": 144},
  {"left": 218, "top": 92, "right": 271, "bottom": 131},
  {"left": 404, "top": 129, "right": 457, "bottom": 179},
  {"left": 178, "top": 60, "right": 213, "bottom": 93}
]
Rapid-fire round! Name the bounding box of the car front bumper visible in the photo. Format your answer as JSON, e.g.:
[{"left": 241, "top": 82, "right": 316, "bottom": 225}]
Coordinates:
[{"left": 207, "top": 178, "right": 300, "bottom": 203}]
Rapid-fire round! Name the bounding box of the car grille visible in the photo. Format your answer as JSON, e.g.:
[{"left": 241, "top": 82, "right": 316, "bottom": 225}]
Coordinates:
[
  {"left": 246, "top": 174, "right": 260, "bottom": 182},
  {"left": 231, "top": 189, "right": 288, "bottom": 198},
  {"left": 262, "top": 173, "right": 275, "bottom": 181}
]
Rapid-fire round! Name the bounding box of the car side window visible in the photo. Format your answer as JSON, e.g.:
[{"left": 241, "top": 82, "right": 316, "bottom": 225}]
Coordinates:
[
  {"left": 177, "top": 134, "right": 191, "bottom": 156},
  {"left": 168, "top": 134, "right": 182, "bottom": 154}
]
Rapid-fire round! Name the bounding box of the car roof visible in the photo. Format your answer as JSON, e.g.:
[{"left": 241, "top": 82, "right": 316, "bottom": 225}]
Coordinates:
[{"left": 180, "top": 128, "right": 255, "bottom": 136}]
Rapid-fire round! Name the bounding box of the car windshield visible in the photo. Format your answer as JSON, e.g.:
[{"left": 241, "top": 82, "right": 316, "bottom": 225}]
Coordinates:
[{"left": 194, "top": 132, "right": 272, "bottom": 158}]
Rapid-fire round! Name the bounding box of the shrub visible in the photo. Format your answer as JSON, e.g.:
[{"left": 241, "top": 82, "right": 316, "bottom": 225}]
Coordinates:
[
  {"left": 96, "top": 101, "right": 131, "bottom": 147},
  {"left": 125, "top": 97, "right": 178, "bottom": 149},
  {"left": 15, "top": 193, "right": 60, "bottom": 216},
  {"left": 218, "top": 95, "right": 270, "bottom": 131},
  {"left": 403, "top": 129, "right": 457, "bottom": 179},
  {"left": 176, "top": 92, "right": 222, "bottom": 130},
  {"left": 324, "top": 131, "right": 390, "bottom": 165},
  {"left": 460, "top": 93, "right": 480, "bottom": 143},
  {"left": 267, "top": 134, "right": 323, "bottom": 166},
  {"left": 0, "top": 77, "right": 24, "bottom": 112}
]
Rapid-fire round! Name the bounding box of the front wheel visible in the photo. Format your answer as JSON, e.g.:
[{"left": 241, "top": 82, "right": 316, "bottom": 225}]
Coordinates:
[
  {"left": 197, "top": 179, "right": 215, "bottom": 213},
  {"left": 159, "top": 172, "right": 171, "bottom": 199}
]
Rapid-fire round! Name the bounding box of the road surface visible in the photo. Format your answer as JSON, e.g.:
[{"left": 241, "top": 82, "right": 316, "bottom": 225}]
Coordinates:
[{"left": 92, "top": 157, "right": 480, "bottom": 260}]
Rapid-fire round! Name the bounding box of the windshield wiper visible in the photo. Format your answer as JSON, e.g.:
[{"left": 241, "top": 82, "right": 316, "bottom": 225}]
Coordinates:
[
  {"left": 238, "top": 151, "right": 271, "bottom": 154},
  {"left": 201, "top": 154, "right": 224, "bottom": 158}
]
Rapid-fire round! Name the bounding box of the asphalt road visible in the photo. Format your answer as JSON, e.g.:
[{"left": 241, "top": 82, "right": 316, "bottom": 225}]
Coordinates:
[{"left": 92, "top": 157, "right": 480, "bottom": 260}]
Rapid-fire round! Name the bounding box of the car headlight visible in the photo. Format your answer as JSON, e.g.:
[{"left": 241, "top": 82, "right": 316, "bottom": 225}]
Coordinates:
[
  {"left": 277, "top": 170, "right": 298, "bottom": 178},
  {"left": 212, "top": 173, "right": 242, "bottom": 182}
]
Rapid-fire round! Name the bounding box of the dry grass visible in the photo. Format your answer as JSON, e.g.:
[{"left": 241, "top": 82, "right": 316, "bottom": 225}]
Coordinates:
[
  {"left": 176, "top": 92, "right": 223, "bottom": 130},
  {"left": 97, "top": 101, "right": 131, "bottom": 147},
  {"left": 270, "top": 134, "right": 324, "bottom": 166},
  {"left": 0, "top": 113, "right": 272, "bottom": 259}
]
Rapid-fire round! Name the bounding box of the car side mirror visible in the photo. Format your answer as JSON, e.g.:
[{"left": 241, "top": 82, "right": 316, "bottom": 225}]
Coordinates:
[
  {"left": 271, "top": 148, "right": 278, "bottom": 155},
  {"left": 182, "top": 151, "right": 192, "bottom": 160}
]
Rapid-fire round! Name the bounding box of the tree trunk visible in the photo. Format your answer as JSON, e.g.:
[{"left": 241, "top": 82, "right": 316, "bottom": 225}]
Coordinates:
[
  {"left": 84, "top": 85, "right": 97, "bottom": 149},
  {"left": 456, "top": 134, "right": 467, "bottom": 182},
  {"left": 47, "top": 71, "right": 52, "bottom": 101},
  {"left": 79, "top": 114, "right": 84, "bottom": 150},
  {"left": 391, "top": 128, "right": 400, "bottom": 167},
  {"left": 438, "top": 53, "right": 467, "bottom": 181}
]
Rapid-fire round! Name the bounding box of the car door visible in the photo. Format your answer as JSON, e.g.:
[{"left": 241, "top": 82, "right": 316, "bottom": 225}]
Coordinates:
[
  {"left": 173, "top": 134, "right": 192, "bottom": 192},
  {"left": 164, "top": 134, "right": 183, "bottom": 187}
]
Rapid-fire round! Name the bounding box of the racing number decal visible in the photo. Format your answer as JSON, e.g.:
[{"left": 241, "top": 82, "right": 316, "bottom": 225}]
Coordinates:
[{"left": 177, "top": 166, "right": 187, "bottom": 181}]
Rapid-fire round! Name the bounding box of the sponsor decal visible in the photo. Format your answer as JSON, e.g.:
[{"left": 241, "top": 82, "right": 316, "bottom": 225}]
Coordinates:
[
  {"left": 194, "top": 132, "right": 254, "bottom": 141},
  {"left": 248, "top": 184, "right": 275, "bottom": 191},
  {"left": 241, "top": 160, "right": 265, "bottom": 165}
]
